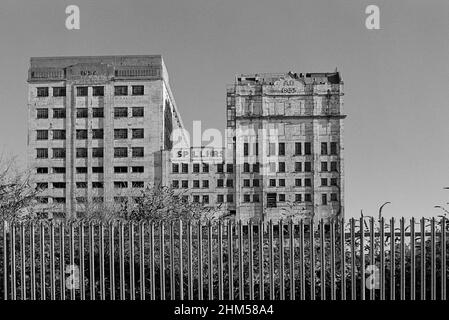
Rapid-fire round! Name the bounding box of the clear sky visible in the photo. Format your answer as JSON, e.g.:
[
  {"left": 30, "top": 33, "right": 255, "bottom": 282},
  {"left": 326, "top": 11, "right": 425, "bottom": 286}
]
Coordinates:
[{"left": 0, "top": 0, "right": 448, "bottom": 218}]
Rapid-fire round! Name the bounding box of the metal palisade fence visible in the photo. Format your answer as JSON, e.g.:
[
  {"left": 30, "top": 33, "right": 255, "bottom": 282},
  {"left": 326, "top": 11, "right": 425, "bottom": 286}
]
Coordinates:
[{"left": 0, "top": 217, "right": 447, "bottom": 300}]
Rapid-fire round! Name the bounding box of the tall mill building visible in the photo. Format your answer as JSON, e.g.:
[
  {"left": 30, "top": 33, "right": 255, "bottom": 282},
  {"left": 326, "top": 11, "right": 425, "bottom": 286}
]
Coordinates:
[
  {"left": 28, "top": 55, "right": 345, "bottom": 222},
  {"left": 27, "top": 55, "right": 183, "bottom": 218},
  {"left": 225, "top": 72, "right": 345, "bottom": 221}
]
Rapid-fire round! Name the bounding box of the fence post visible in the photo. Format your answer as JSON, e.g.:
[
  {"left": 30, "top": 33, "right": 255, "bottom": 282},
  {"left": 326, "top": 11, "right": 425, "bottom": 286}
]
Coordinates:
[
  {"left": 217, "top": 220, "right": 223, "bottom": 300},
  {"left": 339, "top": 218, "right": 345, "bottom": 301},
  {"left": 441, "top": 217, "right": 447, "bottom": 300},
  {"left": 258, "top": 219, "right": 264, "bottom": 300},
  {"left": 410, "top": 217, "right": 415, "bottom": 300},
  {"left": 248, "top": 220, "right": 254, "bottom": 300},
  {"left": 279, "top": 220, "right": 285, "bottom": 300},
  {"left": 350, "top": 218, "right": 356, "bottom": 300},
  {"left": 420, "top": 217, "right": 426, "bottom": 300},
  {"left": 61, "top": 221, "right": 67, "bottom": 300},
  {"left": 379, "top": 217, "right": 385, "bottom": 300},
  {"left": 109, "top": 221, "right": 115, "bottom": 301},
  {"left": 289, "top": 220, "right": 295, "bottom": 301},
  {"left": 390, "top": 217, "right": 395, "bottom": 300},
  {"left": 39, "top": 221, "right": 45, "bottom": 300},
  {"left": 330, "top": 219, "right": 336, "bottom": 300},
  {"left": 319, "top": 219, "right": 325, "bottom": 300},
  {"left": 129, "top": 221, "right": 136, "bottom": 301},
  {"left": 207, "top": 220, "right": 213, "bottom": 300}
]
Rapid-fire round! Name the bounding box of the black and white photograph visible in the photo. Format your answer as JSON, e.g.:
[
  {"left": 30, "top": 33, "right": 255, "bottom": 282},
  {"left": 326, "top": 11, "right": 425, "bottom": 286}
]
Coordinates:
[{"left": 0, "top": 0, "right": 448, "bottom": 316}]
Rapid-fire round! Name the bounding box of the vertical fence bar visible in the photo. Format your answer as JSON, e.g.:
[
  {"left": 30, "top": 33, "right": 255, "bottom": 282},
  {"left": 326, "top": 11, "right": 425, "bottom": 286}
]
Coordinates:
[
  {"left": 379, "top": 217, "right": 385, "bottom": 300},
  {"left": 279, "top": 220, "right": 285, "bottom": 300},
  {"left": 187, "top": 220, "right": 192, "bottom": 300},
  {"left": 49, "top": 222, "right": 55, "bottom": 300},
  {"left": 238, "top": 220, "right": 244, "bottom": 300},
  {"left": 350, "top": 218, "right": 356, "bottom": 300},
  {"left": 197, "top": 220, "right": 203, "bottom": 300},
  {"left": 208, "top": 220, "right": 213, "bottom": 300},
  {"left": 169, "top": 221, "right": 175, "bottom": 300},
  {"left": 61, "top": 222, "right": 67, "bottom": 300},
  {"left": 248, "top": 220, "right": 254, "bottom": 300},
  {"left": 217, "top": 220, "right": 223, "bottom": 300},
  {"left": 227, "top": 220, "right": 233, "bottom": 300},
  {"left": 68, "top": 222, "right": 75, "bottom": 300},
  {"left": 99, "top": 222, "right": 105, "bottom": 300},
  {"left": 89, "top": 222, "right": 95, "bottom": 300},
  {"left": 20, "top": 223, "right": 26, "bottom": 301},
  {"left": 430, "top": 217, "right": 436, "bottom": 300},
  {"left": 420, "top": 217, "right": 426, "bottom": 300},
  {"left": 390, "top": 218, "right": 395, "bottom": 300},
  {"left": 139, "top": 221, "right": 145, "bottom": 300},
  {"left": 10, "top": 222, "right": 16, "bottom": 300},
  {"left": 330, "top": 219, "right": 336, "bottom": 300},
  {"left": 441, "top": 217, "right": 447, "bottom": 300},
  {"left": 340, "top": 218, "right": 346, "bottom": 301},
  {"left": 400, "top": 218, "right": 405, "bottom": 300},
  {"left": 369, "top": 217, "right": 375, "bottom": 300},
  {"left": 310, "top": 220, "right": 316, "bottom": 300},
  {"left": 30, "top": 221, "right": 35, "bottom": 300},
  {"left": 289, "top": 220, "right": 295, "bottom": 301},
  {"left": 410, "top": 218, "right": 415, "bottom": 300},
  {"left": 160, "top": 221, "right": 166, "bottom": 301},
  {"left": 130, "top": 221, "right": 136, "bottom": 300},
  {"left": 268, "top": 220, "right": 274, "bottom": 300},
  {"left": 39, "top": 221, "right": 45, "bottom": 300},
  {"left": 299, "top": 219, "right": 305, "bottom": 300},
  {"left": 109, "top": 221, "right": 115, "bottom": 301},
  {"left": 2, "top": 221, "right": 7, "bottom": 300},
  {"left": 258, "top": 220, "right": 264, "bottom": 300},
  {"left": 360, "top": 217, "right": 365, "bottom": 301},
  {"left": 149, "top": 221, "right": 155, "bottom": 300},
  {"left": 79, "top": 222, "right": 85, "bottom": 300},
  {"left": 179, "top": 220, "right": 184, "bottom": 301},
  {"left": 319, "top": 219, "right": 325, "bottom": 300},
  {"left": 118, "top": 222, "right": 125, "bottom": 300}
]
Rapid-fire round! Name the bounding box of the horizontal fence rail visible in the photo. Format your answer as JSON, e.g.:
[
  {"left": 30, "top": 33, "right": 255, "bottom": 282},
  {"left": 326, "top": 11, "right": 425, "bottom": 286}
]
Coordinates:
[{"left": 0, "top": 217, "right": 447, "bottom": 300}]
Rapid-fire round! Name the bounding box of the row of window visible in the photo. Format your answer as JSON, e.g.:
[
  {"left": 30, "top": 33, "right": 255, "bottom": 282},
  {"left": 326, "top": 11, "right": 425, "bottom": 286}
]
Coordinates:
[
  {"left": 172, "top": 163, "right": 234, "bottom": 174},
  {"left": 36, "top": 85, "right": 145, "bottom": 98},
  {"left": 266, "top": 193, "right": 339, "bottom": 207},
  {"left": 38, "top": 194, "right": 144, "bottom": 205},
  {"left": 244, "top": 161, "right": 338, "bottom": 173},
  {"left": 242, "top": 142, "right": 339, "bottom": 156},
  {"left": 36, "top": 128, "right": 144, "bottom": 140},
  {"left": 172, "top": 179, "right": 234, "bottom": 189},
  {"left": 36, "top": 147, "right": 145, "bottom": 159},
  {"left": 36, "top": 166, "right": 145, "bottom": 174},
  {"left": 172, "top": 161, "right": 339, "bottom": 174},
  {"left": 171, "top": 177, "right": 339, "bottom": 189},
  {"left": 37, "top": 193, "right": 338, "bottom": 206},
  {"left": 174, "top": 193, "right": 338, "bottom": 205},
  {"left": 258, "top": 178, "right": 338, "bottom": 187},
  {"left": 36, "top": 107, "right": 144, "bottom": 119},
  {"left": 38, "top": 197, "right": 105, "bottom": 204},
  {"left": 36, "top": 181, "right": 145, "bottom": 189}
]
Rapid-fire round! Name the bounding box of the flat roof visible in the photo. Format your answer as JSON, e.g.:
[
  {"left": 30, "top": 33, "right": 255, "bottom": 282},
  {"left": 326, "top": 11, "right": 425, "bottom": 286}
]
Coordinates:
[{"left": 30, "top": 55, "right": 164, "bottom": 68}]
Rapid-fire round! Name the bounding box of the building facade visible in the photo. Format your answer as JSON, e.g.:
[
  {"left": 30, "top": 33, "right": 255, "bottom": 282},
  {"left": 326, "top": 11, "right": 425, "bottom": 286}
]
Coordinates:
[
  {"left": 164, "top": 71, "right": 346, "bottom": 222},
  {"left": 226, "top": 72, "right": 345, "bottom": 222},
  {"left": 27, "top": 55, "right": 183, "bottom": 218},
  {"left": 28, "top": 55, "right": 345, "bottom": 222}
]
